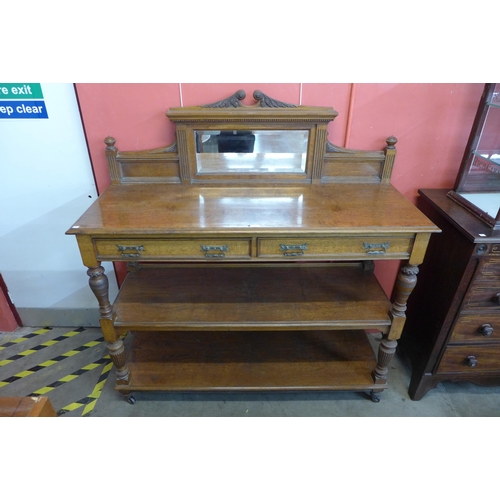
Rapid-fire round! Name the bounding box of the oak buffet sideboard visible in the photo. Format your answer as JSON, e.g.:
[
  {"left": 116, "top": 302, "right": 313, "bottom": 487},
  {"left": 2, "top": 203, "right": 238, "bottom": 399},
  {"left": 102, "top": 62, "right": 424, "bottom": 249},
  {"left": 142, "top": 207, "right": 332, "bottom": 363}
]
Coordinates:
[{"left": 67, "top": 89, "right": 439, "bottom": 403}]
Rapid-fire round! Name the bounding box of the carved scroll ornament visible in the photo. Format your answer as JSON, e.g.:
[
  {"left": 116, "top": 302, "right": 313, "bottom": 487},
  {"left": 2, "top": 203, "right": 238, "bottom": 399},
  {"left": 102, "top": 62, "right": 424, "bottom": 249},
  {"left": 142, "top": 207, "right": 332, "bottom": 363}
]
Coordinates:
[{"left": 204, "top": 89, "right": 297, "bottom": 109}]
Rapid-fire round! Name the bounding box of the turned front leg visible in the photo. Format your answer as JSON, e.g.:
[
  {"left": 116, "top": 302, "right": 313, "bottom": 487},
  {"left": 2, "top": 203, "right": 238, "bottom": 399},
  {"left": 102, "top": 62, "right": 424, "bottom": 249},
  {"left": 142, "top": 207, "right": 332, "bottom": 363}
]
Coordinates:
[
  {"left": 372, "top": 336, "right": 398, "bottom": 385},
  {"left": 388, "top": 263, "right": 419, "bottom": 341},
  {"left": 87, "top": 265, "right": 130, "bottom": 385},
  {"left": 372, "top": 263, "right": 419, "bottom": 390}
]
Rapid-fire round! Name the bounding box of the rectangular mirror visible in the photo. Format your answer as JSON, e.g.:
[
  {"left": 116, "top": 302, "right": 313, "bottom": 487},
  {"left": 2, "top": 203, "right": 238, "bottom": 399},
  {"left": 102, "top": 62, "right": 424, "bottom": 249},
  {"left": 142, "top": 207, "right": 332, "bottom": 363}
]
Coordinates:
[
  {"left": 198, "top": 193, "right": 304, "bottom": 227},
  {"left": 195, "top": 130, "right": 309, "bottom": 174}
]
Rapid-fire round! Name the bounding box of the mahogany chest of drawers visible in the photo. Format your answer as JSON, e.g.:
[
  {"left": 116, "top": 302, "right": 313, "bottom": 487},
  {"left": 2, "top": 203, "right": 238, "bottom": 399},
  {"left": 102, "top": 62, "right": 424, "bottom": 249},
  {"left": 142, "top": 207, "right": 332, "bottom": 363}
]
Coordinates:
[{"left": 401, "top": 188, "right": 500, "bottom": 400}]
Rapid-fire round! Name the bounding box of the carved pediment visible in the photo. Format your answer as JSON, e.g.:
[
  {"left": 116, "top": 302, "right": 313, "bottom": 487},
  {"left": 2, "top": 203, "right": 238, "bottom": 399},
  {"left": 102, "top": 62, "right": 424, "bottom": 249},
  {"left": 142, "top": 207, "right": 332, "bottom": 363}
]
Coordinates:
[{"left": 204, "top": 89, "right": 297, "bottom": 109}]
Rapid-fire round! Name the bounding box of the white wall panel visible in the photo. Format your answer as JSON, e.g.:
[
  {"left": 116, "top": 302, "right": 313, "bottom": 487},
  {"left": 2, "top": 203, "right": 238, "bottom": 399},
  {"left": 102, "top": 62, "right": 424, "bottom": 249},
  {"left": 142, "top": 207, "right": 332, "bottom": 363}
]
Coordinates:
[{"left": 0, "top": 83, "right": 117, "bottom": 326}]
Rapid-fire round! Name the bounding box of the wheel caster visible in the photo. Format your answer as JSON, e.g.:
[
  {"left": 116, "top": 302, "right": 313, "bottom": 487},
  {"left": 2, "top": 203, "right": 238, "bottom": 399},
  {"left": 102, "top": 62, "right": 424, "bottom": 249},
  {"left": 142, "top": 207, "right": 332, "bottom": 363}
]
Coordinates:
[
  {"left": 126, "top": 395, "right": 136, "bottom": 405},
  {"left": 370, "top": 390, "right": 381, "bottom": 403}
]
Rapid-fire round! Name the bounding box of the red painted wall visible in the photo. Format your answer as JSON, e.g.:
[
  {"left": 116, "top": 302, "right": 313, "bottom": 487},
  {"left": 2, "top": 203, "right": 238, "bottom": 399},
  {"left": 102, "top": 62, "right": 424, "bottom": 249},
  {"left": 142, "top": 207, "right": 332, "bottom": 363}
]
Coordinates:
[{"left": 73, "top": 83, "right": 484, "bottom": 298}]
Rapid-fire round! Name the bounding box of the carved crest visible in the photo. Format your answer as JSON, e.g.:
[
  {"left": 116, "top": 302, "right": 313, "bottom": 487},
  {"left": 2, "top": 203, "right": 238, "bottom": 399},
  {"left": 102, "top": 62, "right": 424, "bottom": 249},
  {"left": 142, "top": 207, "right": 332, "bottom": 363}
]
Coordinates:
[
  {"left": 204, "top": 89, "right": 246, "bottom": 108},
  {"left": 253, "top": 90, "right": 296, "bottom": 108},
  {"left": 204, "top": 89, "right": 297, "bottom": 109}
]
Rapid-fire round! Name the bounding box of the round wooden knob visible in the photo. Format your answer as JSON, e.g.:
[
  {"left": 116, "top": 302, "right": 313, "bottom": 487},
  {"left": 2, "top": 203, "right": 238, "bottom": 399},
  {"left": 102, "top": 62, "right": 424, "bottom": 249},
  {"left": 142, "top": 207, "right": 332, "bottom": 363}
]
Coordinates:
[
  {"left": 478, "top": 324, "right": 494, "bottom": 337},
  {"left": 466, "top": 355, "right": 478, "bottom": 368}
]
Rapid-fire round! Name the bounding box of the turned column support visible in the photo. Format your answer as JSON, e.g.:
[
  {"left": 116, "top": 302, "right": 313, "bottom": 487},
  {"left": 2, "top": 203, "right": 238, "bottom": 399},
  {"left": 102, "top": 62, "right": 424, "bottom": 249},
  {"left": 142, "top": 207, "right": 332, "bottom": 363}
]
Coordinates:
[
  {"left": 373, "top": 337, "right": 398, "bottom": 385},
  {"left": 87, "top": 265, "right": 113, "bottom": 320},
  {"left": 87, "top": 264, "right": 131, "bottom": 385},
  {"left": 388, "top": 263, "right": 419, "bottom": 341},
  {"left": 371, "top": 262, "right": 419, "bottom": 398},
  {"left": 107, "top": 339, "right": 131, "bottom": 385}
]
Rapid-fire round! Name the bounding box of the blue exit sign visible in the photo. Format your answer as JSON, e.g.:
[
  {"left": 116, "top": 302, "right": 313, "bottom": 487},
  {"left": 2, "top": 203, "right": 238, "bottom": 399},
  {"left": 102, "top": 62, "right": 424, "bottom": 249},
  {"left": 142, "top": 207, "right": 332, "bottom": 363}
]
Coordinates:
[
  {"left": 0, "top": 100, "right": 48, "bottom": 119},
  {"left": 0, "top": 83, "right": 48, "bottom": 119}
]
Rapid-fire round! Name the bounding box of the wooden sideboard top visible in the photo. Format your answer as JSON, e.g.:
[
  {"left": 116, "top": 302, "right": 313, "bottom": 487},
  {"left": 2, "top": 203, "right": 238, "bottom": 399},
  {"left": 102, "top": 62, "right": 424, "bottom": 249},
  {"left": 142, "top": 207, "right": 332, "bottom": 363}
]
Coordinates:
[{"left": 67, "top": 183, "right": 438, "bottom": 236}]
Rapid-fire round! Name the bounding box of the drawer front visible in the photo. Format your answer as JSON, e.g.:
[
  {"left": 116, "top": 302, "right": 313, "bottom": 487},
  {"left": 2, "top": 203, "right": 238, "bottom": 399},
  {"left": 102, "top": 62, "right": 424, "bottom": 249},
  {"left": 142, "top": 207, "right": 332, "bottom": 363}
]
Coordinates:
[
  {"left": 257, "top": 236, "right": 413, "bottom": 259},
  {"left": 477, "top": 257, "right": 500, "bottom": 282},
  {"left": 94, "top": 239, "right": 251, "bottom": 260},
  {"left": 437, "top": 344, "right": 500, "bottom": 373},
  {"left": 463, "top": 284, "right": 500, "bottom": 310},
  {"left": 450, "top": 315, "right": 500, "bottom": 343}
]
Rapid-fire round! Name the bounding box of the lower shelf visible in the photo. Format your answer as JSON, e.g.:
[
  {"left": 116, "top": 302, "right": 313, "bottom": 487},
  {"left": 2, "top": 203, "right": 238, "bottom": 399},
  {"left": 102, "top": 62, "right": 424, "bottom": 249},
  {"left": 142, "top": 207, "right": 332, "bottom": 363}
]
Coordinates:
[
  {"left": 112, "top": 263, "right": 392, "bottom": 333},
  {"left": 116, "top": 330, "right": 384, "bottom": 392}
]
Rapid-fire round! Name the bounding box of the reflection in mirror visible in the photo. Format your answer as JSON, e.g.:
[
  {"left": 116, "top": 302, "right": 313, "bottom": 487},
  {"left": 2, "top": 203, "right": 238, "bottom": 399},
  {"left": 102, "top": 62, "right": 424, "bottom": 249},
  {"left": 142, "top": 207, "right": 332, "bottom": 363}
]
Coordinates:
[
  {"left": 195, "top": 130, "right": 308, "bottom": 174},
  {"left": 459, "top": 193, "right": 500, "bottom": 218},
  {"left": 198, "top": 194, "right": 304, "bottom": 227}
]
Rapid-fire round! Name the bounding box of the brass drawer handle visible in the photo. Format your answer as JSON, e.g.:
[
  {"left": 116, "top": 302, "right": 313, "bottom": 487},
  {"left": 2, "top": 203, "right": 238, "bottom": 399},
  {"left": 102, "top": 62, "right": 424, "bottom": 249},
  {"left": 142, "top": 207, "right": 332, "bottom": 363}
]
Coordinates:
[
  {"left": 363, "top": 242, "right": 390, "bottom": 255},
  {"left": 117, "top": 245, "right": 144, "bottom": 258},
  {"left": 201, "top": 245, "right": 228, "bottom": 258},
  {"left": 465, "top": 355, "right": 478, "bottom": 368},
  {"left": 279, "top": 243, "right": 308, "bottom": 257},
  {"left": 478, "top": 324, "right": 494, "bottom": 337}
]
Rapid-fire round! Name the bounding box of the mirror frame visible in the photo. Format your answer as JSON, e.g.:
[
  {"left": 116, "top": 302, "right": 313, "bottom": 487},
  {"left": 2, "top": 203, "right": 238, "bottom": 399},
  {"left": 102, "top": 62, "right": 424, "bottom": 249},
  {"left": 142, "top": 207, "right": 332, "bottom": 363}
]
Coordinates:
[{"left": 166, "top": 89, "right": 338, "bottom": 184}]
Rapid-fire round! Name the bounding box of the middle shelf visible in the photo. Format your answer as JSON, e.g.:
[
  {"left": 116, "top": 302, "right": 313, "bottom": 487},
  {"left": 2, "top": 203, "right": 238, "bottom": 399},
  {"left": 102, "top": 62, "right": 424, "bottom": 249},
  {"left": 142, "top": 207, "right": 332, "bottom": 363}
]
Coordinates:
[{"left": 112, "top": 262, "right": 392, "bottom": 333}]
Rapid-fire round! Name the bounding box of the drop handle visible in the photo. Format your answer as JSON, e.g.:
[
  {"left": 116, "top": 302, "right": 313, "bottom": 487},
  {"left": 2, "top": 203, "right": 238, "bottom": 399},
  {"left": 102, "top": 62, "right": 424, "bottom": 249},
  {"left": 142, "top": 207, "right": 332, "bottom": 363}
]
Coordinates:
[
  {"left": 280, "top": 243, "right": 308, "bottom": 257},
  {"left": 117, "top": 244, "right": 144, "bottom": 257},
  {"left": 478, "top": 324, "right": 494, "bottom": 337},
  {"left": 466, "top": 355, "right": 478, "bottom": 368},
  {"left": 201, "top": 245, "right": 228, "bottom": 258}
]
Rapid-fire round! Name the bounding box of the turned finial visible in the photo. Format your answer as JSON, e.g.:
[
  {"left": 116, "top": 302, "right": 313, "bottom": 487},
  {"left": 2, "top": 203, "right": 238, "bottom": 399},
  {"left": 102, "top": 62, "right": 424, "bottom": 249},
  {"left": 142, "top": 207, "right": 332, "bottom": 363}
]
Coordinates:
[
  {"left": 385, "top": 136, "right": 398, "bottom": 149},
  {"left": 104, "top": 136, "right": 116, "bottom": 150}
]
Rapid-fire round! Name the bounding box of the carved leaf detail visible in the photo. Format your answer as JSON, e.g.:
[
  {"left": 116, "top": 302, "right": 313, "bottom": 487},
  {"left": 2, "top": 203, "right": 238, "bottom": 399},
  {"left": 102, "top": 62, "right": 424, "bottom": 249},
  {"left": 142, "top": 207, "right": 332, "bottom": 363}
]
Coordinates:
[
  {"left": 253, "top": 90, "right": 297, "bottom": 108},
  {"left": 204, "top": 89, "right": 246, "bottom": 108}
]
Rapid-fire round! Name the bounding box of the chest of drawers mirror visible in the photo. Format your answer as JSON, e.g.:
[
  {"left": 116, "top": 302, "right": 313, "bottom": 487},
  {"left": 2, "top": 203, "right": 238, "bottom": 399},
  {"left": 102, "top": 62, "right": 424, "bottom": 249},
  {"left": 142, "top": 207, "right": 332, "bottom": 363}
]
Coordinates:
[
  {"left": 448, "top": 83, "right": 500, "bottom": 228},
  {"left": 67, "top": 89, "right": 438, "bottom": 403}
]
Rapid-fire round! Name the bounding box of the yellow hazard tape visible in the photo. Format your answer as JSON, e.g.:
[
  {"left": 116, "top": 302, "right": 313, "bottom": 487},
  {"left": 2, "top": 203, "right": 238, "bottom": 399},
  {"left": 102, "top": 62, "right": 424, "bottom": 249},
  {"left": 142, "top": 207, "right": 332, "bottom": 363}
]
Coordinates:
[
  {"left": 58, "top": 359, "right": 113, "bottom": 417},
  {"left": 0, "top": 328, "right": 51, "bottom": 350},
  {"left": 81, "top": 362, "right": 113, "bottom": 416},
  {"left": 0, "top": 329, "right": 86, "bottom": 367},
  {"left": 0, "top": 336, "right": 104, "bottom": 387}
]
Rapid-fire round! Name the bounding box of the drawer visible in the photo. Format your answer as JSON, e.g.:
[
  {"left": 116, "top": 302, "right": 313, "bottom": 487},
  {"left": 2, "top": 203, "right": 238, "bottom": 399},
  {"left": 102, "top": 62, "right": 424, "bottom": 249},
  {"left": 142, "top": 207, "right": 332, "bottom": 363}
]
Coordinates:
[
  {"left": 94, "top": 238, "right": 252, "bottom": 260},
  {"left": 450, "top": 315, "right": 500, "bottom": 343},
  {"left": 437, "top": 344, "right": 500, "bottom": 373},
  {"left": 463, "top": 284, "right": 500, "bottom": 310},
  {"left": 476, "top": 257, "right": 500, "bottom": 282},
  {"left": 257, "top": 236, "right": 413, "bottom": 259}
]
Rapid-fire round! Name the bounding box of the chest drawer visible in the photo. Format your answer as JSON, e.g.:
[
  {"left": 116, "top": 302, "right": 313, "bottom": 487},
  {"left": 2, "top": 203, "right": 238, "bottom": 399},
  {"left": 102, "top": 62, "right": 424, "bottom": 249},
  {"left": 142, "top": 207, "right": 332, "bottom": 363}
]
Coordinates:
[
  {"left": 476, "top": 257, "right": 500, "bottom": 281},
  {"left": 94, "top": 238, "right": 252, "bottom": 260},
  {"left": 257, "top": 236, "right": 413, "bottom": 259},
  {"left": 437, "top": 344, "right": 500, "bottom": 373},
  {"left": 450, "top": 315, "right": 500, "bottom": 343},
  {"left": 463, "top": 284, "right": 500, "bottom": 310}
]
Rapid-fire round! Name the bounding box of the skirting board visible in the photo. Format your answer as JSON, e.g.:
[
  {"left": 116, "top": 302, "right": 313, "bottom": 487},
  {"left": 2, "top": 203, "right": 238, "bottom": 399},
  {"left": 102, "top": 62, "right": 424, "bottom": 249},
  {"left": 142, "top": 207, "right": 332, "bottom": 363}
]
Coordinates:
[{"left": 17, "top": 308, "right": 101, "bottom": 328}]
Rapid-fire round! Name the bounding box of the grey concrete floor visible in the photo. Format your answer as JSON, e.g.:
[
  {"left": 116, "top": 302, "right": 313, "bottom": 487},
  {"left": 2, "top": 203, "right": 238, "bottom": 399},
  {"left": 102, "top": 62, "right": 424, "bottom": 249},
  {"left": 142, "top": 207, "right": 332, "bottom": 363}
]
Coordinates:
[{"left": 1, "top": 326, "right": 500, "bottom": 417}]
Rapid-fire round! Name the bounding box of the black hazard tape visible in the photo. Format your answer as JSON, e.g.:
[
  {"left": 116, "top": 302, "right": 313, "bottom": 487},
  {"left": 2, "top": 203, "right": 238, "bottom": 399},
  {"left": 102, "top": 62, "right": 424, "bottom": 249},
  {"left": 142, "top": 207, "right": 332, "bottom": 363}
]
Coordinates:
[
  {"left": 0, "top": 327, "right": 53, "bottom": 351},
  {"left": 0, "top": 335, "right": 103, "bottom": 388},
  {"left": 57, "top": 358, "right": 113, "bottom": 416},
  {"left": 28, "top": 355, "right": 110, "bottom": 398},
  {"left": 0, "top": 328, "right": 86, "bottom": 368}
]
